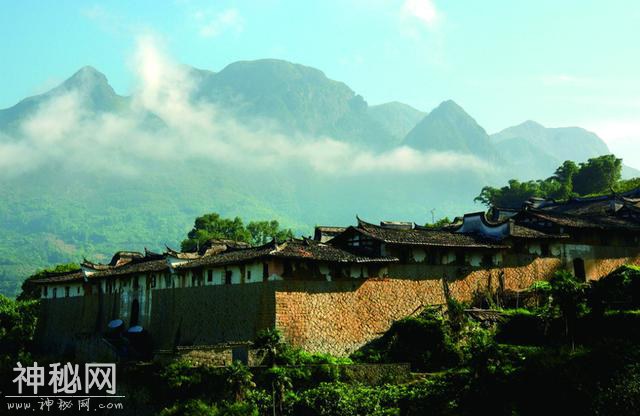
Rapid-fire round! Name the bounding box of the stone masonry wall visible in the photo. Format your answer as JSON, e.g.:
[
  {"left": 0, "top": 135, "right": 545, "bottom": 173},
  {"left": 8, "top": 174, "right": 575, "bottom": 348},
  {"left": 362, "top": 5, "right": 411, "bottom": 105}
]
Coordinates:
[
  {"left": 274, "top": 278, "right": 445, "bottom": 356},
  {"left": 272, "top": 255, "right": 626, "bottom": 357}
]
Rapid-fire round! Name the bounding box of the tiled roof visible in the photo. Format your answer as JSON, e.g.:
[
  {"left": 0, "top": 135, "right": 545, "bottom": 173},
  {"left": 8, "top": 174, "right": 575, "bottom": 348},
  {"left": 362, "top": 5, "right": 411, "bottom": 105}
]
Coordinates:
[
  {"left": 88, "top": 259, "right": 169, "bottom": 277},
  {"left": 315, "top": 226, "right": 347, "bottom": 234},
  {"left": 30, "top": 270, "right": 84, "bottom": 284},
  {"left": 509, "top": 223, "right": 568, "bottom": 239},
  {"left": 521, "top": 209, "right": 640, "bottom": 231},
  {"left": 177, "top": 238, "right": 397, "bottom": 269},
  {"left": 82, "top": 251, "right": 169, "bottom": 279},
  {"left": 354, "top": 219, "right": 508, "bottom": 248}
]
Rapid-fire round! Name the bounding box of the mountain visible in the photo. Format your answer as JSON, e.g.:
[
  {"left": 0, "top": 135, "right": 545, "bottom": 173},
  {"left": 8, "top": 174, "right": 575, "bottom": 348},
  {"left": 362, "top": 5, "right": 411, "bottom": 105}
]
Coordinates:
[
  {"left": 368, "top": 102, "right": 425, "bottom": 145},
  {"left": 491, "top": 120, "right": 609, "bottom": 162},
  {"left": 491, "top": 120, "right": 639, "bottom": 179},
  {"left": 403, "top": 100, "right": 498, "bottom": 160},
  {"left": 192, "top": 59, "right": 397, "bottom": 149},
  {"left": 0, "top": 67, "right": 128, "bottom": 133}
]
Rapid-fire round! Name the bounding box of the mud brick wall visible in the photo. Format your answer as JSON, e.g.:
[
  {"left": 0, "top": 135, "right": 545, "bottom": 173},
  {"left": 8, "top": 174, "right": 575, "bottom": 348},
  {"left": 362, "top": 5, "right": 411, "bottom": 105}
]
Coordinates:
[
  {"left": 35, "top": 293, "right": 121, "bottom": 356},
  {"left": 148, "top": 283, "right": 277, "bottom": 350},
  {"left": 274, "top": 278, "right": 445, "bottom": 356}
]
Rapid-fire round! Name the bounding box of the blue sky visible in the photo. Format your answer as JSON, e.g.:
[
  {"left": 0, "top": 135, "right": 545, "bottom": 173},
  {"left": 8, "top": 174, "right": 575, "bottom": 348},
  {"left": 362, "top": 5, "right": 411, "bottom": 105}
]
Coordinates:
[{"left": 1, "top": 0, "right": 639, "bottom": 165}]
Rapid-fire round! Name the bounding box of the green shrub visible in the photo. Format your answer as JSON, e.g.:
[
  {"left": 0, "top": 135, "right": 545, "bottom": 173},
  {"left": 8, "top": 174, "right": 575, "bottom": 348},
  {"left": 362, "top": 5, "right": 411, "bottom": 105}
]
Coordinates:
[
  {"left": 495, "top": 310, "right": 546, "bottom": 345},
  {"left": 590, "top": 266, "right": 640, "bottom": 313},
  {"left": 352, "top": 313, "right": 461, "bottom": 372},
  {"left": 290, "top": 382, "right": 400, "bottom": 416}
]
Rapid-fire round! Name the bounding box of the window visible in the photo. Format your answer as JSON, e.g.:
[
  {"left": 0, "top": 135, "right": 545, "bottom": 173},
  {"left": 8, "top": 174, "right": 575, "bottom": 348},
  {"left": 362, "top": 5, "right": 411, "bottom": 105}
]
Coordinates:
[
  {"left": 573, "top": 258, "right": 586, "bottom": 281},
  {"left": 150, "top": 276, "right": 157, "bottom": 288},
  {"left": 541, "top": 243, "right": 550, "bottom": 257},
  {"left": 43, "top": 286, "right": 48, "bottom": 298},
  {"left": 77, "top": 287, "right": 81, "bottom": 295},
  {"left": 247, "top": 270, "right": 252, "bottom": 280},
  {"left": 263, "top": 263, "right": 269, "bottom": 281},
  {"left": 481, "top": 254, "right": 494, "bottom": 267},
  {"left": 426, "top": 250, "right": 438, "bottom": 265},
  {"left": 283, "top": 261, "right": 293, "bottom": 277},
  {"left": 455, "top": 251, "right": 465, "bottom": 266},
  {"left": 133, "top": 278, "right": 139, "bottom": 290},
  {"left": 64, "top": 287, "right": 70, "bottom": 297},
  {"left": 207, "top": 270, "right": 213, "bottom": 282},
  {"left": 52, "top": 288, "right": 57, "bottom": 298},
  {"left": 225, "top": 270, "right": 233, "bottom": 285}
]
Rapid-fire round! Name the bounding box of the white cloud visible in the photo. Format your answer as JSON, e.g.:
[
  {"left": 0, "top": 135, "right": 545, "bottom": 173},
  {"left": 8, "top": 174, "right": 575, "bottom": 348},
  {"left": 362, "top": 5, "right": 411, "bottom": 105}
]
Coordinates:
[
  {"left": 0, "top": 36, "right": 489, "bottom": 178},
  {"left": 194, "top": 8, "right": 244, "bottom": 38},
  {"left": 401, "top": 0, "right": 441, "bottom": 30}
]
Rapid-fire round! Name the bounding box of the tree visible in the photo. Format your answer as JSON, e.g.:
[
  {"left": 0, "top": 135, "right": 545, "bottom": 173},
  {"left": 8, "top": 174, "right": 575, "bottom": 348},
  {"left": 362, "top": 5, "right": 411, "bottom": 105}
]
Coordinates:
[
  {"left": 264, "top": 366, "right": 292, "bottom": 416},
  {"left": 474, "top": 179, "right": 542, "bottom": 208},
  {"left": 547, "top": 271, "right": 587, "bottom": 348},
  {"left": 543, "top": 160, "right": 579, "bottom": 200},
  {"left": 246, "top": 221, "right": 293, "bottom": 246},
  {"left": 181, "top": 213, "right": 294, "bottom": 252},
  {"left": 254, "top": 328, "right": 286, "bottom": 367},
  {"left": 572, "top": 155, "right": 622, "bottom": 196},
  {"left": 225, "top": 361, "right": 256, "bottom": 402},
  {"left": 181, "top": 213, "right": 251, "bottom": 252},
  {"left": 551, "top": 160, "right": 579, "bottom": 185},
  {"left": 18, "top": 263, "right": 80, "bottom": 301},
  {"left": 0, "top": 295, "right": 39, "bottom": 372},
  {"left": 423, "top": 217, "right": 452, "bottom": 229}
]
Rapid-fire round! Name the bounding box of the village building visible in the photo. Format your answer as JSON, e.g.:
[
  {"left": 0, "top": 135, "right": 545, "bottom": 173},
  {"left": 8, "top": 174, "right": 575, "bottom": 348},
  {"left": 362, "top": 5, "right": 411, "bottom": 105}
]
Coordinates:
[{"left": 30, "top": 192, "right": 640, "bottom": 359}]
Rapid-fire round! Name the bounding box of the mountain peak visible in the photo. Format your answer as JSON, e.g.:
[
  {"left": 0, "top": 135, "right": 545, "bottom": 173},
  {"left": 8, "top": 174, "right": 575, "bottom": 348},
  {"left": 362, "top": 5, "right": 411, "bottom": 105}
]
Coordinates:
[
  {"left": 50, "top": 65, "right": 124, "bottom": 112},
  {"left": 403, "top": 100, "right": 497, "bottom": 159},
  {"left": 63, "top": 66, "right": 110, "bottom": 89},
  {"left": 433, "top": 99, "right": 464, "bottom": 113}
]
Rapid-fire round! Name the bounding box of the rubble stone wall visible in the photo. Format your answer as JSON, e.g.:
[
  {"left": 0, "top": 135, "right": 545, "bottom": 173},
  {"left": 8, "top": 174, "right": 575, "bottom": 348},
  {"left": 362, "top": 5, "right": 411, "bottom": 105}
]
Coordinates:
[{"left": 274, "top": 278, "right": 445, "bottom": 356}]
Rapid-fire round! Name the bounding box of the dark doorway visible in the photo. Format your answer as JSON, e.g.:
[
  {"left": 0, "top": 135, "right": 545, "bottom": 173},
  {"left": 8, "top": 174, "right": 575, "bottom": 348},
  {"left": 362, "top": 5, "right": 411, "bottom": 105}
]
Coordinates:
[
  {"left": 130, "top": 299, "right": 140, "bottom": 326},
  {"left": 573, "top": 258, "right": 586, "bottom": 281}
]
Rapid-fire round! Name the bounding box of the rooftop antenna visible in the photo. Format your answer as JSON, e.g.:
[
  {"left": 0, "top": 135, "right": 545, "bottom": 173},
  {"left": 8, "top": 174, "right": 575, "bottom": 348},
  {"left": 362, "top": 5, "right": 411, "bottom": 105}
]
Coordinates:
[{"left": 430, "top": 208, "right": 436, "bottom": 224}]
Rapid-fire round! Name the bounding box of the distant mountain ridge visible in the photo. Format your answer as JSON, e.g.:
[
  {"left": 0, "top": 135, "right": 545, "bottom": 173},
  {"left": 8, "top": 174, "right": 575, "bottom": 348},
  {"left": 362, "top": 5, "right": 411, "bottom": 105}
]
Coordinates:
[{"left": 491, "top": 120, "right": 638, "bottom": 179}]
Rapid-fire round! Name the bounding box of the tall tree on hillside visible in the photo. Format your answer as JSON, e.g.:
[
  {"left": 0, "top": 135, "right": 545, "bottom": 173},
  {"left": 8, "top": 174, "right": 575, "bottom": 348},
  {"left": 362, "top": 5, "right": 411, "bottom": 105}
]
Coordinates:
[
  {"left": 247, "top": 220, "right": 294, "bottom": 245},
  {"left": 572, "top": 155, "right": 622, "bottom": 196},
  {"left": 181, "top": 213, "right": 294, "bottom": 252},
  {"left": 544, "top": 160, "right": 579, "bottom": 200},
  {"left": 181, "top": 213, "right": 251, "bottom": 252},
  {"left": 474, "top": 179, "right": 542, "bottom": 208}
]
